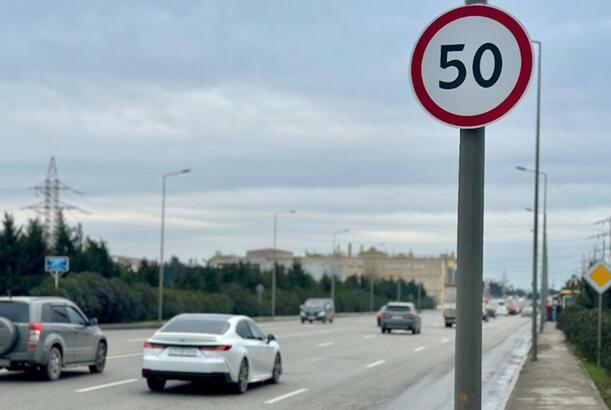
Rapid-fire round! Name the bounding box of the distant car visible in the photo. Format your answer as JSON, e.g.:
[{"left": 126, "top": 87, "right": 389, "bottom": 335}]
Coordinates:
[
  {"left": 495, "top": 300, "right": 509, "bottom": 316},
  {"left": 485, "top": 305, "right": 496, "bottom": 319},
  {"left": 300, "top": 298, "right": 334, "bottom": 324},
  {"left": 443, "top": 304, "right": 457, "bottom": 328},
  {"left": 376, "top": 305, "right": 387, "bottom": 327},
  {"left": 521, "top": 305, "right": 533, "bottom": 317},
  {"left": 0, "top": 296, "right": 106, "bottom": 381},
  {"left": 380, "top": 302, "right": 421, "bottom": 334},
  {"left": 142, "top": 314, "right": 281, "bottom": 394}
]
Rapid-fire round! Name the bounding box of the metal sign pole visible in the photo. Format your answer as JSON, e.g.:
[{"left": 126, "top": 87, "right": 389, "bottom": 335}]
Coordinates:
[
  {"left": 54, "top": 271, "right": 59, "bottom": 289},
  {"left": 455, "top": 127, "right": 485, "bottom": 410},
  {"left": 597, "top": 293, "right": 602, "bottom": 368}
]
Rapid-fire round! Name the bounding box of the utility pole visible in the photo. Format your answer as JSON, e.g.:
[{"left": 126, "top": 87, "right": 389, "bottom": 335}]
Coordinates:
[
  {"left": 397, "top": 280, "right": 402, "bottom": 301},
  {"left": 272, "top": 210, "right": 296, "bottom": 318},
  {"left": 25, "top": 157, "right": 86, "bottom": 246}
]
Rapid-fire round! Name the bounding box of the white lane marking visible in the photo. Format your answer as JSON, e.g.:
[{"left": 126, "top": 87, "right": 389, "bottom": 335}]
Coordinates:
[
  {"left": 76, "top": 378, "right": 138, "bottom": 393},
  {"left": 128, "top": 338, "right": 146, "bottom": 343},
  {"left": 413, "top": 346, "right": 427, "bottom": 352},
  {"left": 441, "top": 338, "right": 450, "bottom": 343},
  {"left": 265, "top": 388, "right": 309, "bottom": 404},
  {"left": 107, "top": 352, "right": 142, "bottom": 360},
  {"left": 365, "top": 360, "right": 385, "bottom": 369},
  {"left": 363, "top": 335, "right": 376, "bottom": 339},
  {"left": 318, "top": 342, "right": 335, "bottom": 347}
]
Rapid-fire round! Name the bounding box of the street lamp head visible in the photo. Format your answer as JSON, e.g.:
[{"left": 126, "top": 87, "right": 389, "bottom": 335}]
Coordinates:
[
  {"left": 515, "top": 166, "right": 527, "bottom": 171},
  {"left": 180, "top": 169, "right": 191, "bottom": 174},
  {"left": 288, "top": 209, "right": 297, "bottom": 214},
  {"left": 525, "top": 207, "right": 534, "bottom": 212}
]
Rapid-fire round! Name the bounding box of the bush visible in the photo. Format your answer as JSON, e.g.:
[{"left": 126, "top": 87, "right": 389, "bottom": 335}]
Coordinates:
[
  {"left": 558, "top": 307, "right": 611, "bottom": 372},
  {"left": 30, "top": 272, "right": 157, "bottom": 323}
]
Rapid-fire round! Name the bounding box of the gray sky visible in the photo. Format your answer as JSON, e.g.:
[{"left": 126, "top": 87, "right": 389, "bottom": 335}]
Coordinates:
[{"left": 1, "top": 1, "right": 610, "bottom": 289}]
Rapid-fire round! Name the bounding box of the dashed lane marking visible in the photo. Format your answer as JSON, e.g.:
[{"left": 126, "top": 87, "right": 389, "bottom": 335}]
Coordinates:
[
  {"left": 76, "top": 379, "right": 138, "bottom": 393},
  {"left": 265, "top": 388, "right": 309, "bottom": 404},
  {"left": 365, "top": 360, "right": 385, "bottom": 369}
]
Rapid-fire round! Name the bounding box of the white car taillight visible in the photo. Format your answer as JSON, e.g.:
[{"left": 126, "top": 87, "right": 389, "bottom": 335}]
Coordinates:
[
  {"left": 29, "top": 322, "right": 43, "bottom": 348},
  {"left": 199, "top": 344, "right": 232, "bottom": 352},
  {"left": 143, "top": 341, "right": 165, "bottom": 353}
]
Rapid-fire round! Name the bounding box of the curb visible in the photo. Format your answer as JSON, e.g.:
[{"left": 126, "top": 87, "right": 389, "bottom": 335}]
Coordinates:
[{"left": 498, "top": 339, "right": 531, "bottom": 410}]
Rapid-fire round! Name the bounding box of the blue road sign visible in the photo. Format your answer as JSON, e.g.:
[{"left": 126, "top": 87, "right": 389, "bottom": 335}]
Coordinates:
[{"left": 45, "top": 256, "right": 70, "bottom": 273}]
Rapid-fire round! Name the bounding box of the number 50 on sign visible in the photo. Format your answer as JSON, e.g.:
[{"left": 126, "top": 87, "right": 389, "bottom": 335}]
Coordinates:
[{"left": 410, "top": 5, "right": 533, "bottom": 128}]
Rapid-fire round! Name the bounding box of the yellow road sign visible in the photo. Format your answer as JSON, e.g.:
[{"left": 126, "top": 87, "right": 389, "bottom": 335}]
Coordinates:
[{"left": 584, "top": 261, "right": 611, "bottom": 294}]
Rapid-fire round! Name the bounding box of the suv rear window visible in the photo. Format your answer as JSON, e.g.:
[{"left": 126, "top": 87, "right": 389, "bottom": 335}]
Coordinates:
[
  {"left": 0, "top": 302, "right": 30, "bottom": 322},
  {"left": 161, "top": 318, "right": 229, "bottom": 335},
  {"left": 386, "top": 305, "right": 412, "bottom": 312}
]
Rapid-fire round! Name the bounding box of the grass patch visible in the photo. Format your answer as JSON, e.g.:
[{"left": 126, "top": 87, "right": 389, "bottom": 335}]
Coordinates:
[{"left": 582, "top": 360, "right": 611, "bottom": 409}]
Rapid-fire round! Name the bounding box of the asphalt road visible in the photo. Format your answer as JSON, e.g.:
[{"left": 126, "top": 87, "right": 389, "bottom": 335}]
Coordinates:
[{"left": 0, "top": 312, "right": 531, "bottom": 410}]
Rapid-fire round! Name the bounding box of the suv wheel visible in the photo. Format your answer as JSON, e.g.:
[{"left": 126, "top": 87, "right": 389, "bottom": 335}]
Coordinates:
[
  {"left": 147, "top": 377, "right": 166, "bottom": 392},
  {"left": 89, "top": 342, "right": 107, "bottom": 373},
  {"left": 41, "top": 347, "right": 62, "bottom": 381}
]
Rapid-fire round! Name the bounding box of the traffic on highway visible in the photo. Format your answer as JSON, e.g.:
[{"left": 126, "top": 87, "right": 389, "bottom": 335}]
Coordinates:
[{"left": 0, "top": 297, "right": 531, "bottom": 410}]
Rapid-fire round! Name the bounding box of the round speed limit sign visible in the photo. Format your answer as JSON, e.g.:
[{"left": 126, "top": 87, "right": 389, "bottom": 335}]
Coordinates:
[{"left": 410, "top": 5, "right": 533, "bottom": 128}]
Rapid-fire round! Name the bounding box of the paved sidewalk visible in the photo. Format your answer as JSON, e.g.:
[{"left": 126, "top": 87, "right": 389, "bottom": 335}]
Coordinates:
[{"left": 506, "top": 322, "right": 607, "bottom": 409}]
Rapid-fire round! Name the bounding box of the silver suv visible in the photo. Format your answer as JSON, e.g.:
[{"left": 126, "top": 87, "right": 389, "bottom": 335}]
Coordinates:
[{"left": 0, "top": 297, "right": 107, "bottom": 381}]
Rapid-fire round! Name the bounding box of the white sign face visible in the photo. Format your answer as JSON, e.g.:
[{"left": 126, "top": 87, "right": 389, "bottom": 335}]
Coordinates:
[{"left": 411, "top": 5, "right": 533, "bottom": 128}]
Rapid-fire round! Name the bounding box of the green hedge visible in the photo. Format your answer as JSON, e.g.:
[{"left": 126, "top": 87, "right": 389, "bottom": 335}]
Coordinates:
[
  {"left": 28, "top": 271, "right": 435, "bottom": 324},
  {"left": 558, "top": 307, "right": 611, "bottom": 372}
]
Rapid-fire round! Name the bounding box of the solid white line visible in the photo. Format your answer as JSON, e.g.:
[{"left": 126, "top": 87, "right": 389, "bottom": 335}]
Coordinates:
[
  {"left": 413, "top": 346, "right": 427, "bottom": 352},
  {"left": 365, "top": 360, "right": 385, "bottom": 369},
  {"left": 441, "top": 338, "right": 450, "bottom": 343},
  {"left": 76, "top": 378, "right": 138, "bottom": 393},
  {"left": 265, "top": 388, "right": 309, "bottom": 404},
  {"left": 318, "top": 342, "right": 335, "bottom": 347},
  {"left": 107, "top": 352, "right": 142, "bottom": 360},
  {"left": 363, "top": 335, "right": 376, "bottom": 339}
]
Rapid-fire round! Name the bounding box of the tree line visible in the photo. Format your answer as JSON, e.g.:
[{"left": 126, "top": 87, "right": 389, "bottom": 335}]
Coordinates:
[{"left": 0, "top": 213, "right": 435, "bottom": 323}]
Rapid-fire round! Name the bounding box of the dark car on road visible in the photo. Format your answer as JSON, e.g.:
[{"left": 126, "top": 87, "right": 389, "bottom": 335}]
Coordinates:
[
  {"left": 0, "top": 297, "right": 107, "bottom": 381},
  {"left": 300, "top": 298, "right": 334, "bottom": 324},
  {"left": 380, "top": 302, "right": 421, "bottom": 334}
]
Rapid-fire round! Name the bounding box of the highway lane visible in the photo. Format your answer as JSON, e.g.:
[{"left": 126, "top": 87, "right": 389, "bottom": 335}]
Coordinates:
[{"left": 0, "top": 312, "right": 531, "bottom": 410}]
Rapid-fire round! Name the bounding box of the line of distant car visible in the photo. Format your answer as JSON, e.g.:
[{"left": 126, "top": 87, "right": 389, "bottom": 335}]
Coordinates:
[{"left": 442, "top": 298, "right": 527, "bottom": 328}]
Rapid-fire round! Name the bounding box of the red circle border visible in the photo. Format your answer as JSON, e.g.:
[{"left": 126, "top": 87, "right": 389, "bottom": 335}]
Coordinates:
[{"left": 410, "top": 5, "right": 533, "bottom": 128}]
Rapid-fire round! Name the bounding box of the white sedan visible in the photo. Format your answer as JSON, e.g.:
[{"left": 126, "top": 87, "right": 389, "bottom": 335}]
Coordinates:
[{"left": 141, "top": 313, "right": 282, "bottom": 394}]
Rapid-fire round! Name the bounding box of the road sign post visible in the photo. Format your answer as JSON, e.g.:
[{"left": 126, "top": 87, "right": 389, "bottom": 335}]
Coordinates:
[
  {"left": 410, "top": 3, "right": 532, "bottom": 409},
  {"left": 583, "top": 261, "right": 611, "bottom": 368},
  {"left": 45, "top": 256, "right": 70, "bottom": 289}
]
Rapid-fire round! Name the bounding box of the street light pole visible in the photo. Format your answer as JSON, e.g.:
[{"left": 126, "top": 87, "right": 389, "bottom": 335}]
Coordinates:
[
  {"left": 158, "top": 168, "right": 191, "bottom": 322},
  {"left": 272, "top": 209, "right": 296, "bottom": 318},
  {"left": 331, "top": 229, "right": 349, "bottom": 303}
]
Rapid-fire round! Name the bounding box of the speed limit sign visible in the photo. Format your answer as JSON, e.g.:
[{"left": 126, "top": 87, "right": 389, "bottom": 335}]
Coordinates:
[{"left": 410, "top": 5, "right": 533, "bottom": 128}]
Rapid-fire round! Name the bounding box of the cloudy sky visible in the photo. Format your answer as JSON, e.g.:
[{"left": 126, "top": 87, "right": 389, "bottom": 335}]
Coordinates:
[{"left": 1, "top": 1, "right": 610, "bottom": 289}]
